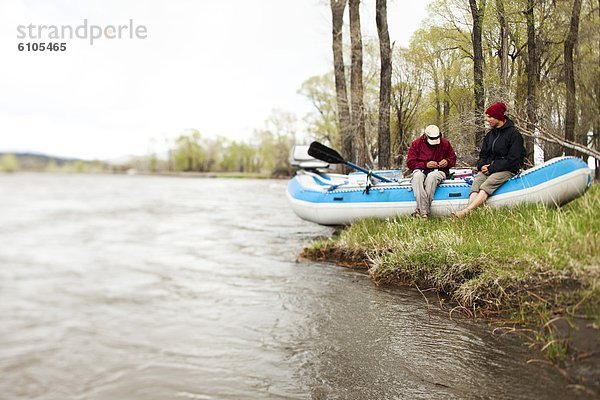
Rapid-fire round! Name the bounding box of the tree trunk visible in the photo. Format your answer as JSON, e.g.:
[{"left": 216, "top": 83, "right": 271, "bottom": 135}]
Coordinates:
[
  {"left": 594, "top": 116, "right": 599, "bottom": 180},
  {"left": 564, "top": 0, "right": 582, "bottom": 157},
  {"left": 524, "top": 0, "right": 537, "bottom": 165},
  {"left": 392, "top": 102, "right": 409, "bottom": 169},
  {"left": 394, "top": 105, "right": 405, "bottom": 168},
  {"left": 376, "top": 0, "right": 391, "bottom": 169},
  {"left": 469, "top": 0, "right": 486, "bottom": 149},
  {"left": 595, "top": 126, "right": 599, "bottom": 181},
  {"left": 596, "top": 0, "right": 600, "bottom": 179},
  {"left": 496, "top": 0, "right": 509, "bottom": 89},
  {"left": 433, "top": 72, "right": 441, "bottom": 127},
  {"left": 330, "top": 0, "right": 353, "bottom": 165},
  {"left": 443, "top": 77, "right": 450, "bottom": 131},
  {"left": 349, "top": 0, "right": 367, "bottom": 166}
]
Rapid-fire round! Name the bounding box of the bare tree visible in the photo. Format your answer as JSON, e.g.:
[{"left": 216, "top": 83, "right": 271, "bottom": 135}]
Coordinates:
[
  {"left": 496, "top": 0, "right": 509, "bottom": 88},
  {"left": 391, "top": 86, "right": 419, "bottom": 169},
  {"left": 564, "top": 0, "right": 583, "bottom": 156},
  {"left": 330, "top": 0, "right": 353, "bottom": 164},
  {"left": 512, "top": 114, "right": 600, "bottom": 160},
  {"left": 349, "top": 0, "right": 367, "bottom": 166},
  {"left": 524, "top": 0, "right": 538, "bottom": 165},
  {"left": 596, "top": 0, "right": 600, "bottom": 179},
  {"left": 376, "top": 0, "right": 392, "bottom": 169},
  {"left": 469, "top": 0, "right": 486, "bottom": 149},
  {"left": 391, "top": 50, "right": 424, "bottom": 168}
]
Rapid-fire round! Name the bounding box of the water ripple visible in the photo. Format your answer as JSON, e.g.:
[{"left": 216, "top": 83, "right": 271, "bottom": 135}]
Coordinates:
[{"left": 0, "top": 174, "right": 583, "bottom": 399}]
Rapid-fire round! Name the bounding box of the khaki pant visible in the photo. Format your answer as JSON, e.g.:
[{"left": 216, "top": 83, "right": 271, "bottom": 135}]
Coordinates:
[
  {"left": 470, "top": 171, "right": 515, "bottom": 195},
  {"left": 411, "top": 170, "right": 446, "bottom": 215}
]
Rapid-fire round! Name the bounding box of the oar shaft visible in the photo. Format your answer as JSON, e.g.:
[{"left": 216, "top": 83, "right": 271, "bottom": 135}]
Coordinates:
[{"left": 345, "top": 162, "right": 392, "bottom": 183}]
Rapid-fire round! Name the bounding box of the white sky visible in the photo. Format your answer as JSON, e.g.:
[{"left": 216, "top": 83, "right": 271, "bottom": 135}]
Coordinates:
[{"left": 0, "top": 0, "right": 431, "bottom": 160}]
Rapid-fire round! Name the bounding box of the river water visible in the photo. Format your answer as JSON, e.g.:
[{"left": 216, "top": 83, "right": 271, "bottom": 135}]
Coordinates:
[{"left": 0, "top": 173, "right": 585, "bottom": 399}]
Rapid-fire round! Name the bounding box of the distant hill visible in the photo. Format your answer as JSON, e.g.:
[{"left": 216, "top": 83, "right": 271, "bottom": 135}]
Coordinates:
[
  {"left": 1, "top": 152, "right": 81, "bottom": 165},
  {"left": 0, "top": 152, "right": 110, "bottom": 172}
]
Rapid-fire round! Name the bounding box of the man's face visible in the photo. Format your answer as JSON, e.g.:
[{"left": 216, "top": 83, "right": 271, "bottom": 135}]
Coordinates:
[{"left": 486, "top": 115, "right": 501, "bottom": 128}]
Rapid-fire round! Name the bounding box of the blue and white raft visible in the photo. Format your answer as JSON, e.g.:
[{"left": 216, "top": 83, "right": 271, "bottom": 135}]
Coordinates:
[{"left": 287, "top": 154, "right": 593, "bottom": 226}]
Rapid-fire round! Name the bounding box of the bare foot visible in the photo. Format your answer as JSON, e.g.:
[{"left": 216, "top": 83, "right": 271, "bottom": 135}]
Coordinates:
[{"left": 452, "top": 210, "right": 469, "bottom": 218}]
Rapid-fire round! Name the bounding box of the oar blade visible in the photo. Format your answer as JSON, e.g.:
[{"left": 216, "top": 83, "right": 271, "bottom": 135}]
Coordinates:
[
  {"left": 308, "top": 141, "right": 345, "bottom": 164},
  {"left": 308, "top": 141, "right": 393, "bottom": 182}
]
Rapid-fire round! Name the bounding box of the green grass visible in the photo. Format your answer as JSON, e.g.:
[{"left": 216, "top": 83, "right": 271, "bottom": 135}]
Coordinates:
[{"left": 302, "top": 184, "right": 600, "bottom": 362}]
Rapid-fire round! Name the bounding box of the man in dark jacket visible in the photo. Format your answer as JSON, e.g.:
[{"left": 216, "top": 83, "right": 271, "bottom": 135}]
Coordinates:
[
  {"left": 407, "top": 124, "right": 456, "bottom": 218},
  {"left": 453, "top": 102, "right": 525, "bottom": 218}
]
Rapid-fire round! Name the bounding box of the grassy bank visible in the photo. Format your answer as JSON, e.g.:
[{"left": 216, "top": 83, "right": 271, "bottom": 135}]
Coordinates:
[{"left": 302, "top": 184, "right": 599, "bottom": 390}]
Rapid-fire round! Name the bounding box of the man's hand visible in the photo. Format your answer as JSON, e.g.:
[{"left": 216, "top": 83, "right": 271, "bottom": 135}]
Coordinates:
[
  {"left": 481, "top": 164, "right": 490, "bottom": 175},
  {"left": 438, "top": 159, "right": 448, "bottom": 168},
  {"left": 426, "top": 161, "right": 439, "bottom": 169}
]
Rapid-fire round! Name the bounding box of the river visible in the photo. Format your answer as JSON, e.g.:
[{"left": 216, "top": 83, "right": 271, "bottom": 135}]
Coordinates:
[{"left": 0, "top": 173, "right": 584, "bottom": 399}]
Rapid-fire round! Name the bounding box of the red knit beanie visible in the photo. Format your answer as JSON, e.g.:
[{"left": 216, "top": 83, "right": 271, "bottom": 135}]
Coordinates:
[{"left": 485, "top": 102, "right": 507, "bottom": 120}]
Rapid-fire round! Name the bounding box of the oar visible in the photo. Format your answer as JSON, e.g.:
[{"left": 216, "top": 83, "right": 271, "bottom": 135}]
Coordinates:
[{"left": 308, "top": 141, "right": 392, "bottom": 183}]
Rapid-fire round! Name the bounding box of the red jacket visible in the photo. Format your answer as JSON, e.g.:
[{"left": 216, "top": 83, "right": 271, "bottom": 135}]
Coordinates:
[{"left": 407, "top": 135, "right": 456, "bottom": 176}]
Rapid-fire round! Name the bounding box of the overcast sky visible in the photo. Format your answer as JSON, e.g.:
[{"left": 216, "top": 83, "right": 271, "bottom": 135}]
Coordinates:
[{"left": 0, "top": 0, "right": 431, "bottom": 160}]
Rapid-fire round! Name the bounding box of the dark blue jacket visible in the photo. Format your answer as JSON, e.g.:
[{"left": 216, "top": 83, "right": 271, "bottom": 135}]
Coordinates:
[{"left": 476, "top": 118, "right": 525, "bottom": 174}]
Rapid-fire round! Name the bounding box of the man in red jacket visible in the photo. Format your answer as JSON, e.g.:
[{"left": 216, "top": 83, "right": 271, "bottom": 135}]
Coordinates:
[{"left": 406, "top": 125, "right": 457, "bottom": 218}]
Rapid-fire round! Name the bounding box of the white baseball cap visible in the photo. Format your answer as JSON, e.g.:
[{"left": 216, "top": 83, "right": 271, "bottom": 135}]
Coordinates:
[{"left": 425, "top": 125, "right": 441, "bottom": 145}]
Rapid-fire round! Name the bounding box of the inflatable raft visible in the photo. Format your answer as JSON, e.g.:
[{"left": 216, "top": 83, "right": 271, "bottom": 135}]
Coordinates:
[{"left": 287, "top": 156, "right": 593, "bottom": 225}]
